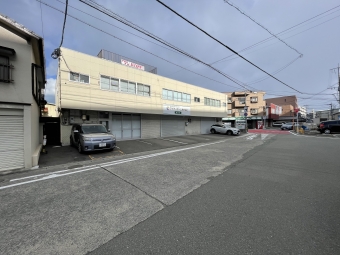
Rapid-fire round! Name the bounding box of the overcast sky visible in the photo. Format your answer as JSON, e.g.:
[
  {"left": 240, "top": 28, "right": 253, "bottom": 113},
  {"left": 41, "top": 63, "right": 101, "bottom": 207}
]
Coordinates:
[{"left": 1, "top": 0, "right": 340, "bottom": 111}]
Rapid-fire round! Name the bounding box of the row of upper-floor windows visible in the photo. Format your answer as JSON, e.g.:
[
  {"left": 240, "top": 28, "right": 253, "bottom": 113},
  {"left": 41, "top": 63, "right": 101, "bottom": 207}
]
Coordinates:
[
  {"left": 162, "top": 89, "right": 191, "bottom": 103},
  {"left": 204, "top": 97, "right": 225, "bottom": 107},
  {"left": 68, "top": 72, "right": 226, "bottom": 105}
]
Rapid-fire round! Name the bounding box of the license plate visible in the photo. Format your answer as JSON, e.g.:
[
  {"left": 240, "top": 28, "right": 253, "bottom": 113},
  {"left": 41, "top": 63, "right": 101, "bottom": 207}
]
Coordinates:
[{"left": 99, "top": 143, "right": 106, "bottom": 147}]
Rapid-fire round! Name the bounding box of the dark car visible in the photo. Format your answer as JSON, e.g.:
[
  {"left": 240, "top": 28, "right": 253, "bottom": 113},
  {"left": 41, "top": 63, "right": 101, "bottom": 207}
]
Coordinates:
[
  {"left": 317, "top": 120, "right": 340, "bottom": 134},
  {"left": 70, "top": 124, "right": 116, "bottom": 153}
]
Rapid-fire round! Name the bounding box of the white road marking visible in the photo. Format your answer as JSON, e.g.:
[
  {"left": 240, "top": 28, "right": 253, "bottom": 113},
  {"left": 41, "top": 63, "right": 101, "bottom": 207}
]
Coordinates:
[
  {"left": 246, "top": 134, "right": 258, "bottom": 140},
  {"left": 161, "top": 138, "right": 188, "bottom": 144},
  {"left": 137, "top": 140, "right": 153, "bottom": 145},
  {"left": 0, "top": 135, "right": 247, "bottom": 190},
  {"left": 261, "top": 134, "right": 269, "bottom": 140},
  {"left": 289, "top": 130, "right": 340, "bottom": 139}
]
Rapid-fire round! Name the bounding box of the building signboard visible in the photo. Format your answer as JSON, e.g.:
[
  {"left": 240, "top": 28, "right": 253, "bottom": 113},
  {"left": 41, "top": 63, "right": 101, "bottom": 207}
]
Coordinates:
[
  {"left": 163, "top": 105, "right": 190, "bottom": 116},
  {"left": 121, "top": 59, "right": 145, "bottom": 71}
]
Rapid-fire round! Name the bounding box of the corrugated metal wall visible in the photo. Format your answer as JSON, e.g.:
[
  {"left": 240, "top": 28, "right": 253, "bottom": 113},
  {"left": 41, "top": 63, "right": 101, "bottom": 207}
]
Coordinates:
[
  {"left": 161, "top": 115, "right": 185, "bottom": 137},
  {"left": 0, "top": 111, "right": 24, "bottom": 171}
]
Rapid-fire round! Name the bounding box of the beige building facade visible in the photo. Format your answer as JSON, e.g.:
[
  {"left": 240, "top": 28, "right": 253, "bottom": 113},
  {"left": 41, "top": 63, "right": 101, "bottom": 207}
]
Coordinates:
[
  {"left": 56, "top": 48, "right": 228, "bottom": 145},
  {"left": 0, "top": 14, "right": 45, "bottom": 172}
]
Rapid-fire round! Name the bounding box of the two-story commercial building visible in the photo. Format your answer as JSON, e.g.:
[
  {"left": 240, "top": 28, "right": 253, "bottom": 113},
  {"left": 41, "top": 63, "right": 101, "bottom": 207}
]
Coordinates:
[
  {"left": 56, "top": 48, "right": 228, "bottom": 145},
  {"left": 0, "top": 14, "right": 46, "bottom": 172}
]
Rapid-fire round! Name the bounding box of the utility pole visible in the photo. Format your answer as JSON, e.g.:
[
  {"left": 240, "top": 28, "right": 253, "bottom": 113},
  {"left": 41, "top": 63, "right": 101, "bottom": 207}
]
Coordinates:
[
  {"left": 338, "top": 64, "right": 340, "bottom": 105},
  {"left": 244, "top": 91, "right": 248, "bottom": 133}
]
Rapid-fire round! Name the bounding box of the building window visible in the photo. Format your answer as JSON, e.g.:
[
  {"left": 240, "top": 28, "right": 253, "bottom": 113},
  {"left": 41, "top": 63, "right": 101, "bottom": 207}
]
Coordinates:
[
  {"left": 227, "top": 109, "right": 232, "bottom": 114},
  {"left": 250, "top": 97, "right": 258, "bottom": 103},
  {"left": 137, "top": 83, "right": 150, "bottom": 96},
  {"left": 100, "top": 75, "right": 110, "bottom": 90},
  {"left": 238, "top": 109, "right": 244, "bottom": 113},
  {"left": 120, "top": 80, "right": 135, "bottom": 94},
  {"left": 0, "top": 55, "right": 13, "bottom": 83},
  {"left": 250, "top": 108, "right": 258, "bottom": 114},
  {"left": 223, "top": 102, "right": 226, "bottom": 107},
  {"left": 70, "top": 72, "right": 89, "bottom": 84},
  {"left": 227, "top": 98, "right": 232, "bottom": 103},
  {"left": 238, "top": 97, "right": 245, "bottom": 104},
  {"left": 31, "top": 64, "right": 44, "bottom": 105},
  {"left": 204, "top": 97, "right": 221, "bottom": 107},
  {"left": 162, "top": 89, "right": 190, "bottom": 103},
  {"left": 110, "top": 78, "right": 119, "bottom": 91},
  {"left": 194, "top": 97, "right": 200, "bottom": 102}
]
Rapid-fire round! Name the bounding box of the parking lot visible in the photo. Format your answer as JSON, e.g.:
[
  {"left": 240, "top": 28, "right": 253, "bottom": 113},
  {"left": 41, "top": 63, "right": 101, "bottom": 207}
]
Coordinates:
[{"left": 39, "top": 134, "right": 242, "bottom": 168}]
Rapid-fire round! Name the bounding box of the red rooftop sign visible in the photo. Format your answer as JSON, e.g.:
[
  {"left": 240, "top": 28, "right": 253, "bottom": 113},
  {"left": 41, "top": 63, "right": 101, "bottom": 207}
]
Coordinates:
[{"left": 121, "top": 59, "right": 145, "bottom": 71}]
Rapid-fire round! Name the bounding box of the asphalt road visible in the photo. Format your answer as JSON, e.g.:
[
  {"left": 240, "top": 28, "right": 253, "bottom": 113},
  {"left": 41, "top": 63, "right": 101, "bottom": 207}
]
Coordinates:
[
  {"left": 89, "top": 134, "right": 340, "bottom": 255},
  {"left": 1, "top": 133, "right": 340, "bottom": 254}
]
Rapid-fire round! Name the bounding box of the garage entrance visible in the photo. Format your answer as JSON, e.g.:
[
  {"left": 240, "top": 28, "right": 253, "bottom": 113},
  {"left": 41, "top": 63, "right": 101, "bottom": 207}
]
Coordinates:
[
  {"left": 111, "top": 114, "right": 141, "bottom": 140},
  {"left": 0, "top": 109, "right": 24, "bottom": 171},
  {"left": 161, "top": 115, "right": 185, "bottom": 137},
  {"left": 200, "top": 117, "right": 216, "bottom": 134}
]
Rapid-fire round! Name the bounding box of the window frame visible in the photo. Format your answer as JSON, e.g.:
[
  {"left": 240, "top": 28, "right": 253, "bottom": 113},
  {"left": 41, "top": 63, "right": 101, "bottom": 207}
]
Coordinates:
[{"left": 69, "top": 71, "right": 90, "bottom": 84}]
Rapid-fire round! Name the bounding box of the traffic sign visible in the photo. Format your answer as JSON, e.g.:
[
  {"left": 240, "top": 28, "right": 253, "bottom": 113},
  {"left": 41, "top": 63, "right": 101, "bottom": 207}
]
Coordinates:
[
  {"left": 174, "top": 111, "right": 182, "bottom": 114},
  {"left": 244, "top": 113, "right": 248, "bottom": 116}
]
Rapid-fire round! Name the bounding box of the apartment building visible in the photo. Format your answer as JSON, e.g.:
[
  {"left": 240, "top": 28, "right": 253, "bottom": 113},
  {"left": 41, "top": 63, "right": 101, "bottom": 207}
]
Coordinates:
[
  {"left": 0, "top": 14, "right": 46, "bottom": 172},
  {"left": 265, "top": 95, "right": 298, "bottom": 121},
  {"left": 55, "top": 48, "right": 228, "bottom": 145},
  {"left": 222, "top": 91, "right": 266, "bottom": 129}
]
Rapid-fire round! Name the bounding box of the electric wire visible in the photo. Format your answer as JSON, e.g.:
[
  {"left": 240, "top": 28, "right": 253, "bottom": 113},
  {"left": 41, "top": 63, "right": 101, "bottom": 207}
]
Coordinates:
[
  {"left": 156, "top": 0, "right": 303, "bottom": 94},
  {"left": 75, "top": 0, "right": 256, "bottom": 91},
  {"left": 53, "top": 0, "right": 181, "bottom": 56},
  {"left": 39, "top": 0, "right": 45, "bottom": 39},
  {"left": 38, "top": 0, "right": 243, "bottom": 91},
  {"left": 223, "top": 0, "right": 302, "bottom": 56},
  {"left": 211, "top": 5, "right": 340, "bottom": 65},
  {"left": 51, "top": 0, "right": 69, "bottom": 59}
]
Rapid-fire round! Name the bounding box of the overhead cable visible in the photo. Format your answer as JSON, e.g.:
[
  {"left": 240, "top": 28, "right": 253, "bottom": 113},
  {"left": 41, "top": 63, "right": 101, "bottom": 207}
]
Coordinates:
[
  {"left": 223, "top": 0, "right": 303, "bottom": 56},
  {"left": 156, "top": 0, "right": 303, "bottom": 94},
  {"left": 51, "top": 0, "right": 69, "bottom": 59},
  {"left": 78, "top": 0, "right": 253, "bottom": 91},
  {"left": 38, "top": 0, "right": 243, "bottom": 91},
  {"left": 211, "top": 4, "right": 340, "bottom": 65}
]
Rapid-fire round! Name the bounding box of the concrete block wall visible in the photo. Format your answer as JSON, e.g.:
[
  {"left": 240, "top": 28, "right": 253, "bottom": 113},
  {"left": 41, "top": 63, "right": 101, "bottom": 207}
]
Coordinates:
[{"left": 141, "top": 114, "right": 161, "bottom": 139}]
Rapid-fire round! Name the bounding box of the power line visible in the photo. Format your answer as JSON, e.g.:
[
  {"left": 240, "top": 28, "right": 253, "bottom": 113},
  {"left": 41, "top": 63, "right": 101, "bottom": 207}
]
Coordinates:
[
  {"left": 38, "top": 1, "right": 242, "bottom": 92},
  {"left": 211, "top": 4, "right": 340, "bottom": 65},
  {"left": 78, "top": 0, "right": 253, "bottom": 91},
  {"left": 51, "top": 0, "right": 69, "bottom": 59},
  {"left": 39, "top": 0, "right": 45, "bottom": 39},
  {"left": 223, "top": 0, "right": 303, "bottom": 56},
  {"left": 53, "top": 0, "right": 181, "bottom": 56},
  {"left": 156, "top": 0, "right": 303, "bottom": 94}
]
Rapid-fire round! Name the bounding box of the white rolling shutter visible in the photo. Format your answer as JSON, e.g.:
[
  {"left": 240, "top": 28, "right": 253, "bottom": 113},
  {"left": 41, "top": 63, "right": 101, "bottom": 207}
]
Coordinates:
[
  {"left": 161, "top": 115, "right": 185, "bottom": 137},
  {"left": 200, "top": 117, "right": 216, "bottom": 134},
  {"left": 0, "top": 113, "right": 25, "bottom": 171}
]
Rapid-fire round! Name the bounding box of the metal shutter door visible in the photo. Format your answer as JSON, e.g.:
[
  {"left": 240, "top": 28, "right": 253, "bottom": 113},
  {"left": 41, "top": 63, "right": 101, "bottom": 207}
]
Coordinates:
[
  {"left": 161, "top": 115, "right": 185, "bottom": 137},
  {"left": 0, "top": 115, "right": 24, "bottom": 171},
  {"left": 200, "top": 117, "right": 216, "bottom": 134}
]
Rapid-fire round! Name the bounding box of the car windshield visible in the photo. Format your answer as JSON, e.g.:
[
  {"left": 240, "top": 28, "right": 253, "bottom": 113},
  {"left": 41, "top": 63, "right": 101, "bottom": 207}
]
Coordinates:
[
  {"left": 81, "top": 125, "right": 107, "bottom": 134},
  {"left": 285, "top": 122, "right": 293, "bottom": 125}
]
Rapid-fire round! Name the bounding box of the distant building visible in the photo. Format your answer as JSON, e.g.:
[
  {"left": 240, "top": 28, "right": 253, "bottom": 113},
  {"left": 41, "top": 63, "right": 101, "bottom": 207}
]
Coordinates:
[
  {"left": 265, "top": 95, "right": 298, "bottom": 123},
  {"left": 222, "top": 91, "right": 266, "bottom": 129},
  {"left": 298, "top": 106, "right": 307, "bottom": 118}
]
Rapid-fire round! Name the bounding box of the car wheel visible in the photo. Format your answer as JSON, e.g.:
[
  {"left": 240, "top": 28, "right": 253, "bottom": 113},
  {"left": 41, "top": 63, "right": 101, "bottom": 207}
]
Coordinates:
[
  {"left": 226, "top": 130, "right": 232, "bottom": 135},
  {"left": 324, "top": 129, "right": 331, "bottom": 134},
  {"left": 78, "top": 142, "right": 83, "bottom": 153},
  {"left": 210, "top": 129, "right": 216, "bottom": 134}
]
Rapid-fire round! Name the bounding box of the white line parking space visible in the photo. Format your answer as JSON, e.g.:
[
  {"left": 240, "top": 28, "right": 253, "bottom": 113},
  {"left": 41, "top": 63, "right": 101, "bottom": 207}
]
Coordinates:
[
  {"left": 160, "top": 138, "right": 188, "bottom": 144},
  {"left": 137, "top": 140, "right": 153, "bottom": 145}
]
